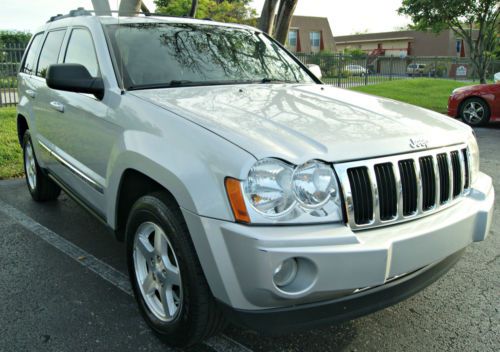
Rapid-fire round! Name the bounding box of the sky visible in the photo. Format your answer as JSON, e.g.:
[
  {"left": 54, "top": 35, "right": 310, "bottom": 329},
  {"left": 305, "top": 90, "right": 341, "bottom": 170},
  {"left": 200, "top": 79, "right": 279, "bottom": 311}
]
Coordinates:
[{"left": 0, "top": 0, "right": 411, "bottom": 36}]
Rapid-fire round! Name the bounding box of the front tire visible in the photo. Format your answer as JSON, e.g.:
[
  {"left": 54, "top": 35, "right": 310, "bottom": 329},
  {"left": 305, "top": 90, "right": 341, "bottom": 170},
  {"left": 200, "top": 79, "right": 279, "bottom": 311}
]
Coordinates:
[
  {"left": 459, "top": 97, "right": 490, "bottom": 126},
  {"left": 125, "top": 192, "right": 226, "bottom": 347},
  {"left": 22, "top": 131, "right": 61, "bottom": 202}
]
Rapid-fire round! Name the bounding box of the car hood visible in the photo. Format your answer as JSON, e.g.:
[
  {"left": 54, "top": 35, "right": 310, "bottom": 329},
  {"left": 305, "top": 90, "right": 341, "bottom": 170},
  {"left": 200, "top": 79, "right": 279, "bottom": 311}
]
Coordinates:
[{"left": 131, "top": 84, "right": 471, "bottom": 164}]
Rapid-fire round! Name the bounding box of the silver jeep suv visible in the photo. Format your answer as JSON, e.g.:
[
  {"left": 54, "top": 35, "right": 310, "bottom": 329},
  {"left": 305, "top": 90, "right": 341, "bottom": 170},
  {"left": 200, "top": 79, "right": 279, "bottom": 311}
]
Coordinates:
[{"left": 17, "top": 10, "right": 494, "bottom": 347}]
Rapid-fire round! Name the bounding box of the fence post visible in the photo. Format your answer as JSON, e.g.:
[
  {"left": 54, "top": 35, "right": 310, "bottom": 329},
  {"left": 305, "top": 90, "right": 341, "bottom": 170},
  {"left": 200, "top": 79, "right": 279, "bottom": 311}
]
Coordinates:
[
  {"left": 389, "top": 55, "right": 393, "bottom": 81},
  {"left": 336, "top": 54, "right": 341, "bottom": 88},
  {"left": 364, "top": 55, "right": 369, "bottom": 86}
]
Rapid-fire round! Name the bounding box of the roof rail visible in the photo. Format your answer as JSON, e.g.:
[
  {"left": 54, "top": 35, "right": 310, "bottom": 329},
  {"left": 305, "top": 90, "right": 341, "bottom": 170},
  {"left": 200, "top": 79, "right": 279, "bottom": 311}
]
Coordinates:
[
  {"left": 48, "top": 7, "right": 92, "bottom": 22},
  {"left": 47, "top": 7, "right": 216, "bottom": 23}
]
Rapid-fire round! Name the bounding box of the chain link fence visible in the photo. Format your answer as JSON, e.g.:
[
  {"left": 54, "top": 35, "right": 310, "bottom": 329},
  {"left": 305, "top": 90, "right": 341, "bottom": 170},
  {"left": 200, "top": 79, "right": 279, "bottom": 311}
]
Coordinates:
[{"left": 1, "top": 43, "right": 499, "bottom": 106}]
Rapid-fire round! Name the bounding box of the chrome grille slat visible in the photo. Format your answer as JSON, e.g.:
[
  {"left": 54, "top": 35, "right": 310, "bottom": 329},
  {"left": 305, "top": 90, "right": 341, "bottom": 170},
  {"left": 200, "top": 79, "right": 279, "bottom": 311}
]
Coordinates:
[{"left": 335, "top": 144, "right": 471, "bottom": 230}]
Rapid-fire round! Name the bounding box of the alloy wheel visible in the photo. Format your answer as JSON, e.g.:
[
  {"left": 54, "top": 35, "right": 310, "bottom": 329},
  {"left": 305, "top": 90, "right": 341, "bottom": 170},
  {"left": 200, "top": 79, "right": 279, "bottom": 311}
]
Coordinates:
[
  {"left": 24, "top": 140, "right": 37, "bottom": 190},
  {"left": 462, "top": 101, "right": 485, "bottom": 124},
  {"left": 133, "top": 222, "right": 183, "bottom": 322}
]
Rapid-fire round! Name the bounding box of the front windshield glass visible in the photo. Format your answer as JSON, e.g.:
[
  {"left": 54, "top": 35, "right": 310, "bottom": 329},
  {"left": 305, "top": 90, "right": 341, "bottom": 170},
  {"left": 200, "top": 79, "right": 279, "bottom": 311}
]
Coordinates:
[{"left": 105, "top": 22, "right": 315, "bottom": 89}]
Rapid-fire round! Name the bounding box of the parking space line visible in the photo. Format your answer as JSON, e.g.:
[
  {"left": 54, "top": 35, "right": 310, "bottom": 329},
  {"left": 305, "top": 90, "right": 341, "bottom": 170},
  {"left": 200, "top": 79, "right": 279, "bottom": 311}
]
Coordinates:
[{"left": 0, "top": 198, "right": 252, "bottom": 352}]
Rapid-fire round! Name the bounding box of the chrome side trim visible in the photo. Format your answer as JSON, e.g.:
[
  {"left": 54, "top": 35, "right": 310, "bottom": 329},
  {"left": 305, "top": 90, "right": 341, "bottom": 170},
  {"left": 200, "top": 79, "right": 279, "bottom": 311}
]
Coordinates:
[
  {"left": 38, "top": 140, "right": 104, "bottom": 194},
  {"left": 335, "top": 144, "right": 470, "bottom": 231}
]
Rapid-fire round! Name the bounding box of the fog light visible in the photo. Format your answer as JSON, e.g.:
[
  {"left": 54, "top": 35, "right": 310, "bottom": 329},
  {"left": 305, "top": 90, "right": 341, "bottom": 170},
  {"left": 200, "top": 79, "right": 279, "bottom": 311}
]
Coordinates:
[{"left": 273, "top": 258, "right": 298, "bottom": 287}]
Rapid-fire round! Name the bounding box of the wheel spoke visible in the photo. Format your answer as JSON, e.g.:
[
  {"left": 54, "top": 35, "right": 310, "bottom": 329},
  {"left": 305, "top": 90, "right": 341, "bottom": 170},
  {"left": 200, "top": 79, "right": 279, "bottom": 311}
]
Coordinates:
[
  {"left": 153, "top": 225, "right": 167, "bottom": 256},
  {"left": 142, "top": 272, "right": 156, "bottom": 295},
  {"left": 164, "top": 262, "right": 181, "bottom": 287},
  {"left": 136, "top": 236, "right": 154, "bottom": 262},
  {"left": 159, "top": 286, "right": 177, "bottom": 318}
]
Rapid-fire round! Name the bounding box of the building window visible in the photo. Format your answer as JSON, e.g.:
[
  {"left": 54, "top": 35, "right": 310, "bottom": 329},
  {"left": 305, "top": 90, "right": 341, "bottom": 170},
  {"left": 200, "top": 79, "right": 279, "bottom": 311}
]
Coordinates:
[
  {"left": 310, "top": 31, "right": 321, "bottom": 52},
  {"left": 288, "top": 30, "right": 298, "bottom": 50}
]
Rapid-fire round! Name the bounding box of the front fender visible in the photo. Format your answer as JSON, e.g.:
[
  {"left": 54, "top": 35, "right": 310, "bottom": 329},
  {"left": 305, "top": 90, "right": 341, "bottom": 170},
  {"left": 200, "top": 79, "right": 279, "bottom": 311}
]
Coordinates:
[{"left": 105, "top": 129, "right": 255, "bottom": 229}]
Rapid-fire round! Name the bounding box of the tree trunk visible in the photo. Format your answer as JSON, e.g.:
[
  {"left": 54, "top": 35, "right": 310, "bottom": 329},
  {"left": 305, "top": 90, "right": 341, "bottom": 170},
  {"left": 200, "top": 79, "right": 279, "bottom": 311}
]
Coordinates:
[
  {"left": 274, "top": 0, "right": 298, "bottom": 45},
  {"left": 258, "top": 0, "right": 279, "bottom": 34},
  {"left": 141, "top": 2, "right": 150, "bottom": 14},
  {"left": 119, "top": 0, "right": 142, "bottom": 16},
  {"left": 91, "top": 0, "right": 111, "bottom": 16},
  {"left": 190, "top": 0, "right": 199, "bottom": 18}
]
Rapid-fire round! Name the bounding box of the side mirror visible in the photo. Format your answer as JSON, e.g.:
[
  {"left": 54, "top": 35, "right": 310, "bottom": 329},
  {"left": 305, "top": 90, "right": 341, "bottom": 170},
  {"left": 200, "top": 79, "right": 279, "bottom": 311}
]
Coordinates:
[
  {"left": 495, "top": 72, "right": 500, "bottom": 83},
  {"left": 307, "top": 64, "right": 322, "bottom": 80},
  {"left": 46, "top": 64, "right": 104, "bottom": 100}
]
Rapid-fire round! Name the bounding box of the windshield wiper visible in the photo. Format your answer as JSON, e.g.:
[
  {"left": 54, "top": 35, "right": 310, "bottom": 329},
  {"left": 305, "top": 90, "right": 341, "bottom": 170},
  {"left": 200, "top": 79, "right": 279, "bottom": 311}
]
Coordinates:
[
  {"left": 260, "top": 77, "right": 297, "bottom": 84},
  {"left": 127, "top": 80, "right": 195, "bottom": 90}
]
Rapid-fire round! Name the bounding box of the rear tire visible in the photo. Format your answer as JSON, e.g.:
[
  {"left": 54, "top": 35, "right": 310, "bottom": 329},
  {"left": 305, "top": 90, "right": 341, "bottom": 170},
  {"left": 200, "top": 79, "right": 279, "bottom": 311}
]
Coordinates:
[
  {"left": 125, "top": 192, "right": 226, "bottom": 347},
  {"left": 459, "top": 97, "right": 490, "bottom": 126},
  {"left": 22, "top": 131, "right": 61, "bottom": 202}
]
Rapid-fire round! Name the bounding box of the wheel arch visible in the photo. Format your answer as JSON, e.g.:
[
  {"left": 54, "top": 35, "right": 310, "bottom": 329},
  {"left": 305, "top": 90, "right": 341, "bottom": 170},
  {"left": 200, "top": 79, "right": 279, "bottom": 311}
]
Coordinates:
[
  {"left": 113, "top": 167, "right": 184, "bottom": 241},
  {"left": 17, "top": 113, "right": 29, "bottom": 146}
]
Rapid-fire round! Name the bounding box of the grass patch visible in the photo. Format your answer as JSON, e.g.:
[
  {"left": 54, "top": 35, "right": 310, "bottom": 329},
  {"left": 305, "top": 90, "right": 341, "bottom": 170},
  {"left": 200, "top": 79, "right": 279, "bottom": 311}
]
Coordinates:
[
  {"left": 0, "top": 107, "right": 23, "bottom": 179},
  {"left": 349, "top": 78, "right": 470, "bottom": 113}
]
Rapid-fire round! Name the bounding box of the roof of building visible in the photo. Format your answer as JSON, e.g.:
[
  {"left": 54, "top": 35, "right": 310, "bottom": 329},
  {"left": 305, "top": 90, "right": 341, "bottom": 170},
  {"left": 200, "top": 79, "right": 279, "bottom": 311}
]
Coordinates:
[{"left": 334, "top": 30, "right": 426, "bottom": 43}]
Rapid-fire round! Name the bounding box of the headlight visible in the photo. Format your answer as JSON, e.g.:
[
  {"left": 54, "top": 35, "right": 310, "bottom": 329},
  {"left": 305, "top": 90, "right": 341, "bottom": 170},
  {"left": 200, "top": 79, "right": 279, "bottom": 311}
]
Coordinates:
[
  {"left": 228, "top": 158, "right": 343, "bottom": 224},
  {"left": 467, "top": 133, "right": 480, "bottom": 185},
  {"left": 244, "top": 158, "right": 295, "bottom": 216},
  {"left": 292, "top": 160, "right": 337, "bottom": 208}
]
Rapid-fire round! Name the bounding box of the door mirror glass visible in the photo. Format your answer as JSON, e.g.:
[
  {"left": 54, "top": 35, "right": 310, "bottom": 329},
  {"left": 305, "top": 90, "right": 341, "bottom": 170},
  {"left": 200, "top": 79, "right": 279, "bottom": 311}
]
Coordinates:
[
  {"left": 307, "top": 64, "right": 322, "bottom": 80},
  {"left": 46, "top": 64, "right": 104, "bottom": 100},
  {"left": 494, "top": 72, "right": 500, "bottom": 83}
]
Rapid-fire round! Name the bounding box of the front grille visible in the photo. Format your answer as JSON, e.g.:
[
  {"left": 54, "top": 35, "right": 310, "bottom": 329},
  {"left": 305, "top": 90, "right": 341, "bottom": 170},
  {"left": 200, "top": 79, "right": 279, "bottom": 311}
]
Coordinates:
[
  {"left": 374, "top": 163, "right": 397, "bottom": 220},
  {"left": 419, "top": 156, "right": 436, "bottom": 210},
  {"left": 335, "top": 145, "right": 471, "bottom": 230},
  {"left": 436, "top": 153, "right": 451, "bottom": 204},
  {"left": 347, "top": 167, "right": 373, "bottom": 224},
  {"left": 398, "top": 159, "right": 418, "bottom": 215}
]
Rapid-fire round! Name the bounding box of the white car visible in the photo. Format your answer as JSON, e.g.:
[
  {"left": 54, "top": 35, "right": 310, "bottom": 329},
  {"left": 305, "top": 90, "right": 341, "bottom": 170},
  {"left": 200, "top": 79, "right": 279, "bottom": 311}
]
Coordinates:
[
  {"left": 16, "top": 9, "right": 494, "bottom": 347},
  {"left": 344, "top": 64, "right": 368, "bottom": 76}
]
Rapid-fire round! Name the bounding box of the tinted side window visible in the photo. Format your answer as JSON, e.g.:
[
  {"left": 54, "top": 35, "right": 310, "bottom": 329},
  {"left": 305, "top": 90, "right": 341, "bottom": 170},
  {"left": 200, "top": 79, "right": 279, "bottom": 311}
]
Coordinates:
[
  {"left": 64, "top": 29, "right": 99, "bottom": 77},
  {"left": 36, "top": 30, "right": 66, "bottom": 78},
  {"left": 21, "top": 33, "right": 43, "bottom": 74}
]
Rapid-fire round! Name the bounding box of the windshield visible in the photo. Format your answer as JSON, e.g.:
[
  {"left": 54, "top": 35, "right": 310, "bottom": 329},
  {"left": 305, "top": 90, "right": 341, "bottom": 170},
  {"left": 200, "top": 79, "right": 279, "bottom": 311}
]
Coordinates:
[{"left": 105, "top": 22, "right": 315, "bottom": 89}]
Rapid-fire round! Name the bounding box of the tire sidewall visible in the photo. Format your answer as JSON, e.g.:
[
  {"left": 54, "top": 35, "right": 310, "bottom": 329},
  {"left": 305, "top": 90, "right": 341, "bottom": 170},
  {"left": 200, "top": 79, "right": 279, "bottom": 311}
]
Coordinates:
[{"left": 22, "top": 131, "right": 39, "bottom": 198}]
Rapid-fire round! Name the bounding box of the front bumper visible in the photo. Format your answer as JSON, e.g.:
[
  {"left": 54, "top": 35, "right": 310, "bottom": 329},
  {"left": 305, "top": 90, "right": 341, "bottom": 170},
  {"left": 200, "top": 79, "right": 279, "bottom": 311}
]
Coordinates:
[
  {"left": 220, "top": 248, "right": 464, "bottom": 334},
  {"left": 182, "top": 172, "right": 494, "bottom": 314},
  {"left": 447, "top": 95, "right": 459, "bottom": 117}
]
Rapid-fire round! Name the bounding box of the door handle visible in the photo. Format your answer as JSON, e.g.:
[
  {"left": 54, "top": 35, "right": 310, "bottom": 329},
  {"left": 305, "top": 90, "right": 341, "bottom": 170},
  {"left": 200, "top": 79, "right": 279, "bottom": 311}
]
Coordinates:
[
  {"left": 49, "top": 101, "right": 65, "bottom": 113},
  {"left": 26, "top": 89, "right": 36, "bottom": 99}
]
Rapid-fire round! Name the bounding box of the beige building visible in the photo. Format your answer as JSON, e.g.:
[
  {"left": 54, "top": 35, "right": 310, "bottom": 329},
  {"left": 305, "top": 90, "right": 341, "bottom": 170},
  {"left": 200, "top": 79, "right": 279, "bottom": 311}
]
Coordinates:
[
  {"left": 285, "top": 16, "right": 336, "bottom": 53},
  {"left": 335, "top": 29, "right": 475, "bottom": 57}
]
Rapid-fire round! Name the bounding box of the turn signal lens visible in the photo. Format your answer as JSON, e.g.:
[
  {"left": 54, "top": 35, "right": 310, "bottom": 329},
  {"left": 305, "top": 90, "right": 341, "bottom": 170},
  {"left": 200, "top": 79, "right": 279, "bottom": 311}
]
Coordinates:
[{"left": 225, "top": 178, "right": 250, "bottom": 223}]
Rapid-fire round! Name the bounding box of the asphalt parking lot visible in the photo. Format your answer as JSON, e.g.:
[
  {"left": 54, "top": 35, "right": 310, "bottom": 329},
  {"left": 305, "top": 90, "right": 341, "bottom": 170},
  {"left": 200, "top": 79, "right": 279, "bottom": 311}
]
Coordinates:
[{"left": 0, "top": 124, "right": 499, "bottom": 352}]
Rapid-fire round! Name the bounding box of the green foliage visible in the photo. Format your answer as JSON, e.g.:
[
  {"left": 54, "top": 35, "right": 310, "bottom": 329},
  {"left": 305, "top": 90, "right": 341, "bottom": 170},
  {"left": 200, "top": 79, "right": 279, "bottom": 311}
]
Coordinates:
[
  {"left": 342, "top": 47, "right": 366, "bottom": 58},
  {"left": 0, "top": 107, "right": 23, "bottom": 179},
  {"left": 154, "top": 0, "right": 257, "bottom": 25},
  {"left": 0, "top": 30, "right": 31, "bottom": 46},
  {"left": 399, "top": 0, "right": 497, "bottom": 33}
]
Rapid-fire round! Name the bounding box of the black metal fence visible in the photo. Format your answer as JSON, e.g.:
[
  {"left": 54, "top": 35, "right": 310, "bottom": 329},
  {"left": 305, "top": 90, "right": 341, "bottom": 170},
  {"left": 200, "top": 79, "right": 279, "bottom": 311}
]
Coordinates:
[
  {"left": 295, "top": 52, "right": 500, "bottom": 88},
  {"left": 1, "top": 43, "right": 499, "bottom": 106},
  {"left": 0, "top": 43, "right": 25, "bottom": 107}
]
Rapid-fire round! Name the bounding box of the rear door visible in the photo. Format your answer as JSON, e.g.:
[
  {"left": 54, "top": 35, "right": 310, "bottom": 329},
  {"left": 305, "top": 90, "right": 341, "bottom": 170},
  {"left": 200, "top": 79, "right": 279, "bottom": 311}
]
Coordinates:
[
  {"left": 17, "top": 32, "right": 44, "bottom": 135},
  {"left": 30, "top": 29, "right": 67, "bottom": 167}
]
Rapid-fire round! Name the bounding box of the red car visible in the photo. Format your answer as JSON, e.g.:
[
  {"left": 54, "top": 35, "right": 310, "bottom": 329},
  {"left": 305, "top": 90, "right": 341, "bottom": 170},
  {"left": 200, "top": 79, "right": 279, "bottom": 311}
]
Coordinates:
[{"left": 448, "top": 83, "right": 500, "bottom": 126}]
